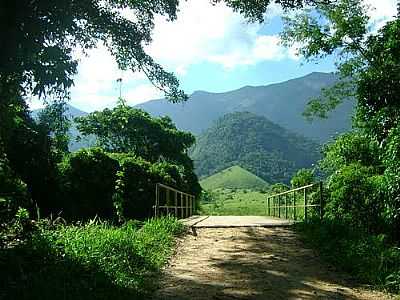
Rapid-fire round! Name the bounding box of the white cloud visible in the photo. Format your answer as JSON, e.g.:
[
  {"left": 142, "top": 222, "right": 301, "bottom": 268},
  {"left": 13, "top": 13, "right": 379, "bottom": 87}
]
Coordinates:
[
  {"left": 148, "top": 0, "right": 295, "bottom": 71},
  {"left": 124, "top": 84, "right": 163, "bottom": 106},
  {"left": 365, "top": 0, "right": 397, "bottom": 24},
  {"left": 26, "top": 96, "right": 44, "bottom": 111},
  {"left": 59, "top": 0, "right": 397, "bottom": 112}
]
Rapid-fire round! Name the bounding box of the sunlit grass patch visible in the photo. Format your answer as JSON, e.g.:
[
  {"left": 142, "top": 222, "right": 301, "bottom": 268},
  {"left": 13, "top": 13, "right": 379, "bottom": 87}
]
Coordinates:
[{"left": 0, "top": 216, "right": 184, "bottom": 300}]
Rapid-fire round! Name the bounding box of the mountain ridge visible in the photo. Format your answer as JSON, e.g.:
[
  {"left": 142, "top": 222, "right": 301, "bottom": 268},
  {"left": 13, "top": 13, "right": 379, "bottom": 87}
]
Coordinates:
[
  {"left": 191, "top": 111, "right": 321, "bottom": 184},
  {"left": 136, "top": 72, "right": 353, "bottom": 142}
]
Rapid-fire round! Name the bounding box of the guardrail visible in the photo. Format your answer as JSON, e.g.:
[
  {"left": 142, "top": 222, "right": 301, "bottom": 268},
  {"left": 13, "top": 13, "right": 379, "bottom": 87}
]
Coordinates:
[
  {"left": 153, "top": 183, "right": 195, "bottom": 218},
  {"left": 266, "top": 182, "right": 324, "bottom": 221}
]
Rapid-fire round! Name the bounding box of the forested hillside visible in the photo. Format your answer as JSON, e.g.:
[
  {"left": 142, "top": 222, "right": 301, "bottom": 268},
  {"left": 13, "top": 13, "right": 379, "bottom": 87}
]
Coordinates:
[
  {"left": 138, "top": 72, "right": 354, "bottom": 142},
  {"left": 191, "top": 112, "right": 320, "bottom": 183}
]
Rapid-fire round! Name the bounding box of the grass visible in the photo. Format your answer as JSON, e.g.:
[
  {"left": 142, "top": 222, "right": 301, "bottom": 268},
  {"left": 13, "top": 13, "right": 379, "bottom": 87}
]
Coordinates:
[
  {"left": 200, "top": 165, "right": 268, "bottom": 190},
  {"left": 200, "top": 188, "right": 269, "bottom": 215},
  {"left": 295, "top": 219, "right": 400, "bottom": 294},
  {"left": 200, "top": 187, "right": 321, "bottom": 218},
  {"left": 0, "top": 217, "right": 184, "bottom": 300}
]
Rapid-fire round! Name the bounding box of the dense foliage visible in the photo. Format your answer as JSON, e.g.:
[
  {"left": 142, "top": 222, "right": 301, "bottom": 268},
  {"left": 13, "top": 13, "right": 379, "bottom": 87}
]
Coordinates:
[
  {"left": 290, "top": 168, "right": 315, "bottom": 188},
  {"left": 76, "top": 100, "right": 195, "bottom": 165},
  {"left": 56, "top": 146, "right": 200, "bottom": 222},
  {"left": 191, "top": 111, "right": 320, "bottom": 183},
  {"left": 282, "top": 0, "right": 400, "bottom": 238},
  {"left": 0, "top": 217, "right": 184, "bottom": 300},
  {"left": 296, "top": 219, "right": 400, "bottom": 293},
  {"left": 282, "top": 0, "right": 400, "bottom": 291}
]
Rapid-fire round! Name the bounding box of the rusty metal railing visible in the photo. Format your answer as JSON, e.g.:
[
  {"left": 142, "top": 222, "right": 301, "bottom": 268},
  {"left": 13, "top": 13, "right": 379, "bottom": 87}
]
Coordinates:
[{"left": 153, "top": 183, "right": 195, "bottom": 219}]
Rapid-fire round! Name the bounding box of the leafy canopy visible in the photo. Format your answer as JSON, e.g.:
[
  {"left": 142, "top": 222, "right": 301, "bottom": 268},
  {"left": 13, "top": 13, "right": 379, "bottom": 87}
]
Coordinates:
[
  {"left": 75, "top": 99, "right": 195, "bottom": 164},
  {"left": 281, "top": 0, "right": 400, "bottom": 143}
]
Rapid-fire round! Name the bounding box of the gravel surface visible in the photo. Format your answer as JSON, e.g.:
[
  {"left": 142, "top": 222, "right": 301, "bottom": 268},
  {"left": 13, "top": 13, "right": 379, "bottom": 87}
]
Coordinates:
[{"left": 152, "top": 227, "right": 393, "bottom": 300}]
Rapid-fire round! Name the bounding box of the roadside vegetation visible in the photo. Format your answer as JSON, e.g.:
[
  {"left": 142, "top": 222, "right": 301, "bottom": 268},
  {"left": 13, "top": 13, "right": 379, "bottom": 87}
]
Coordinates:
[
  {"left": 1, "top": 0, "right": 400, "bottom": 298},
  {"left": 0, "top": 216, "right": 183, "bottom": 300},
  {"left": 279, "top": 0, "right": 400, "bottom": 293}
]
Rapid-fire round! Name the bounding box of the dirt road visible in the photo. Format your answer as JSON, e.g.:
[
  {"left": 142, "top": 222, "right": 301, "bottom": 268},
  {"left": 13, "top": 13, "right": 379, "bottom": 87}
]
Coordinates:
[{"left": 153, "top": 227, "right": 391, "bottom": 300}]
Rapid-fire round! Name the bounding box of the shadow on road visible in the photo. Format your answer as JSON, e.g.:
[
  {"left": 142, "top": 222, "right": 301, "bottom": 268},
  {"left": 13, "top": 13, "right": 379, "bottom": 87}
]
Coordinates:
[{"left": 152, "top": 227, "right": 374, "bottom": 300}]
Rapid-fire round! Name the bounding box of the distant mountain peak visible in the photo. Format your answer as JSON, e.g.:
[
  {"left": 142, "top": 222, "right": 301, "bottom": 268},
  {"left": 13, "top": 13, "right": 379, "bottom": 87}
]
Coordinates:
[
  {"left": 191, "top": 111, "right": 321, "bottom": 184},
  {"left": 136, "top": 71, "right": 353, "bottom": 142}
]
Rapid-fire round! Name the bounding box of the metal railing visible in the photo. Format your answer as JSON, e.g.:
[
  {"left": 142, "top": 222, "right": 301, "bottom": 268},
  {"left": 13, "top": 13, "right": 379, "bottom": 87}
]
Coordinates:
[
  {"left": 266, "top": 182, "right": 324, "bottom": 221},
  {"left": 153, "top": 183, "right": 195, "bottom": 219}
]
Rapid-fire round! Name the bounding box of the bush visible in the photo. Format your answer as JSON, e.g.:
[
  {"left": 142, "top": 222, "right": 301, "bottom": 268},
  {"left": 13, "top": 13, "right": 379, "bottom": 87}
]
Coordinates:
[
  {"left": 296, "top": 219, "right": 400, "bottom": 293},
  {"left": 290, "top": 168, "right": 315, "bottom": 188},
  {"left": 58, "top": 148, "right": 119, "bottom": 220},
  {"left": 112, "top": 154, "right": 177, "bottom": 220},
  {"left": 269, "top": 183, "right": 289, "bottom": 194},
  {"left": 0, "top": 150, "right": 30, "bottom": 224},
  {"left": 326, "top": 163, "right": 386, "bottom": 233},
  {"left": 0, "top": 217, "right": 184, "bottom": 300},
  {"left": 383, "top": 125, "right": 400, "bottom": 239},
  {"left": 57, "top": 149, "right": 200, "bottom": 222}
]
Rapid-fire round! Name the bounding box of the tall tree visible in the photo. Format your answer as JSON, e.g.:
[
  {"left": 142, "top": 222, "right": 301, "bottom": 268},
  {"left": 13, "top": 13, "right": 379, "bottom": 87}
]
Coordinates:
[
  {"left": 281, "top": 0, "right": 400, "bottom": 237},
  {"left": 75, "top": 99, "right": 195, "bottom": 165}
]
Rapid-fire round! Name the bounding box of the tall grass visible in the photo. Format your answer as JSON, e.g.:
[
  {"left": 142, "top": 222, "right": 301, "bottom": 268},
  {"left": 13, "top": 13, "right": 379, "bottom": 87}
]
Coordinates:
[
  {"left": 0, "top": 217, "right": 184, "bottom": 300},
  {"left": 296, "top": 218, "right": 400, "bottom": 293}
]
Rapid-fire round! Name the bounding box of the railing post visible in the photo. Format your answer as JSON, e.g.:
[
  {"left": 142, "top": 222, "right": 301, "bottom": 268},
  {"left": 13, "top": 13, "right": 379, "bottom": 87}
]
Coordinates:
[
  {"left": 174, "top": 191, "right": 178, "bottom": 217},
  {"left": 184, "top": 194, "right": 187, "bottom": 218},
  {"left": 285, "top": 194, "right": 288, "bottom": 219},
  {"left": 180, "top": 193, "right": 184, "bottom": 219},
  {"left": 293, "top": 191, "right": 296, "bottom": 220},
  {"left": 166, "top": 189, "right": 170, "bottom": 216},
  {"left": 304, "top": 188, "right": 308, "bottom": 221},
  {"left": 154, "top": 184, "right": 158, "bottom": 218},
  {"left": 319, "top": 181, "right": 323, "bottom": 219},
  {"left": 189, "top": 196, "right": 192, "bottom": 217},
  {"left": 278, "top": 195, "right": 281, "bottom": 218}
]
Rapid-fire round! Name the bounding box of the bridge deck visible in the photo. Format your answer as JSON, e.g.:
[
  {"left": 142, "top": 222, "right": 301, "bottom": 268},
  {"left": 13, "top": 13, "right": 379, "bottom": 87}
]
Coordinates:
[{"left": 181, "top": 215, "right": 295, "bottom": 228}]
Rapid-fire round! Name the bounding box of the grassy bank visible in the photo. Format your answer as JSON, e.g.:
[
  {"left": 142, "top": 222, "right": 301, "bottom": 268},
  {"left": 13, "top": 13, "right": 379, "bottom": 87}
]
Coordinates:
[
  {"left": 200, "top": 188, "right": 268, "bottom": 215},
  {"left": 0, "top": 217, "right": 184, "bottom": 300},
  {"left": 295, "top": 219, "right": 400, "bottom": 294}
]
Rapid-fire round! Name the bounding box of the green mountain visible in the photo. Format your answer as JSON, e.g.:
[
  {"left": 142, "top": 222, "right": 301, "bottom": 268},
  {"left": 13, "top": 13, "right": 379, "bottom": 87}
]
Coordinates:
[
  {"left": 200, "top": 165, "right": 268, "bottom": 190},
  {"left": 137, "top": 72, "right": 354, "bottom": 143},
  {"left": 191, "top": 111, "right": 321, "bottom": 184}
]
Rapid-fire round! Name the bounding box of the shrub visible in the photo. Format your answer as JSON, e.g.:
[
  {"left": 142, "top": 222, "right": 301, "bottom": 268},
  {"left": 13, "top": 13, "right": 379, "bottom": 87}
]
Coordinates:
[
  {"left": 58, "top": 148, "right": 119, "bottom": 220},
  {"left": 326, "top": 163, "right": 386, "bottom": 233},
  {"left": 296, "top": 219, "right": 400, "bottom": 293},
  {"left": 0, "top": 217, "right": 184, "bottom": 299},
  {"left": 0, "top": 151, "right": 30, "bottom": 224},
  {"left": 111, "top": 153, "right": 200, "bottom": 220},
  {"left": 290, "top": 168, "right": 315, "bottom": 188},
  {"left": 57, "top": 149, "right": 200, "bottom": 221},
  {"left": 383, "top": 125, "right": 400, "bottom": 239}
]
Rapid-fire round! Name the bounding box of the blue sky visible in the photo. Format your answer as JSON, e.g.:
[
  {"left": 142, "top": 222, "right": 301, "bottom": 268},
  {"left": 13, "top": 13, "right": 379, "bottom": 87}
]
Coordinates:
[{"left": 28, "top": 0, "right": 397, "bottom": 112}]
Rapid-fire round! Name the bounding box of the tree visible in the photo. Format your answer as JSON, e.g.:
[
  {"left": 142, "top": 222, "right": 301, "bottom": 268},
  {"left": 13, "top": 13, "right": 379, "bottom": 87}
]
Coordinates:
[
  {"left": 0, "top": 0, "right": 331, "bottom": 107},
  {"left": 0, "top": 0, "right": 333, "bottom": 217},
  {"left": 37, "top": 100, "right": 71, "bottom": 160},
  {"left": 281, "top": 0, "right": 400, "bottom": 238},
  {"left": 75, "top": 99, "right": 195, "bottom": 165},
  {"left": 281, "top": 0, "right": 400, "bottom": 143},
  {"left": 290, "top": 168, "right": 315, "bottom": 188}
]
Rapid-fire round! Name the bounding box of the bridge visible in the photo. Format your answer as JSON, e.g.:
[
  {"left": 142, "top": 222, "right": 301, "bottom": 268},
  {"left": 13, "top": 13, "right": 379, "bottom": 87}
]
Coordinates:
[
  {"left": 151, "top": 182, "right": 388, "bottom": 299},
  {"left": 153, "top": 182, "right": 324, "bottom": 227}
]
